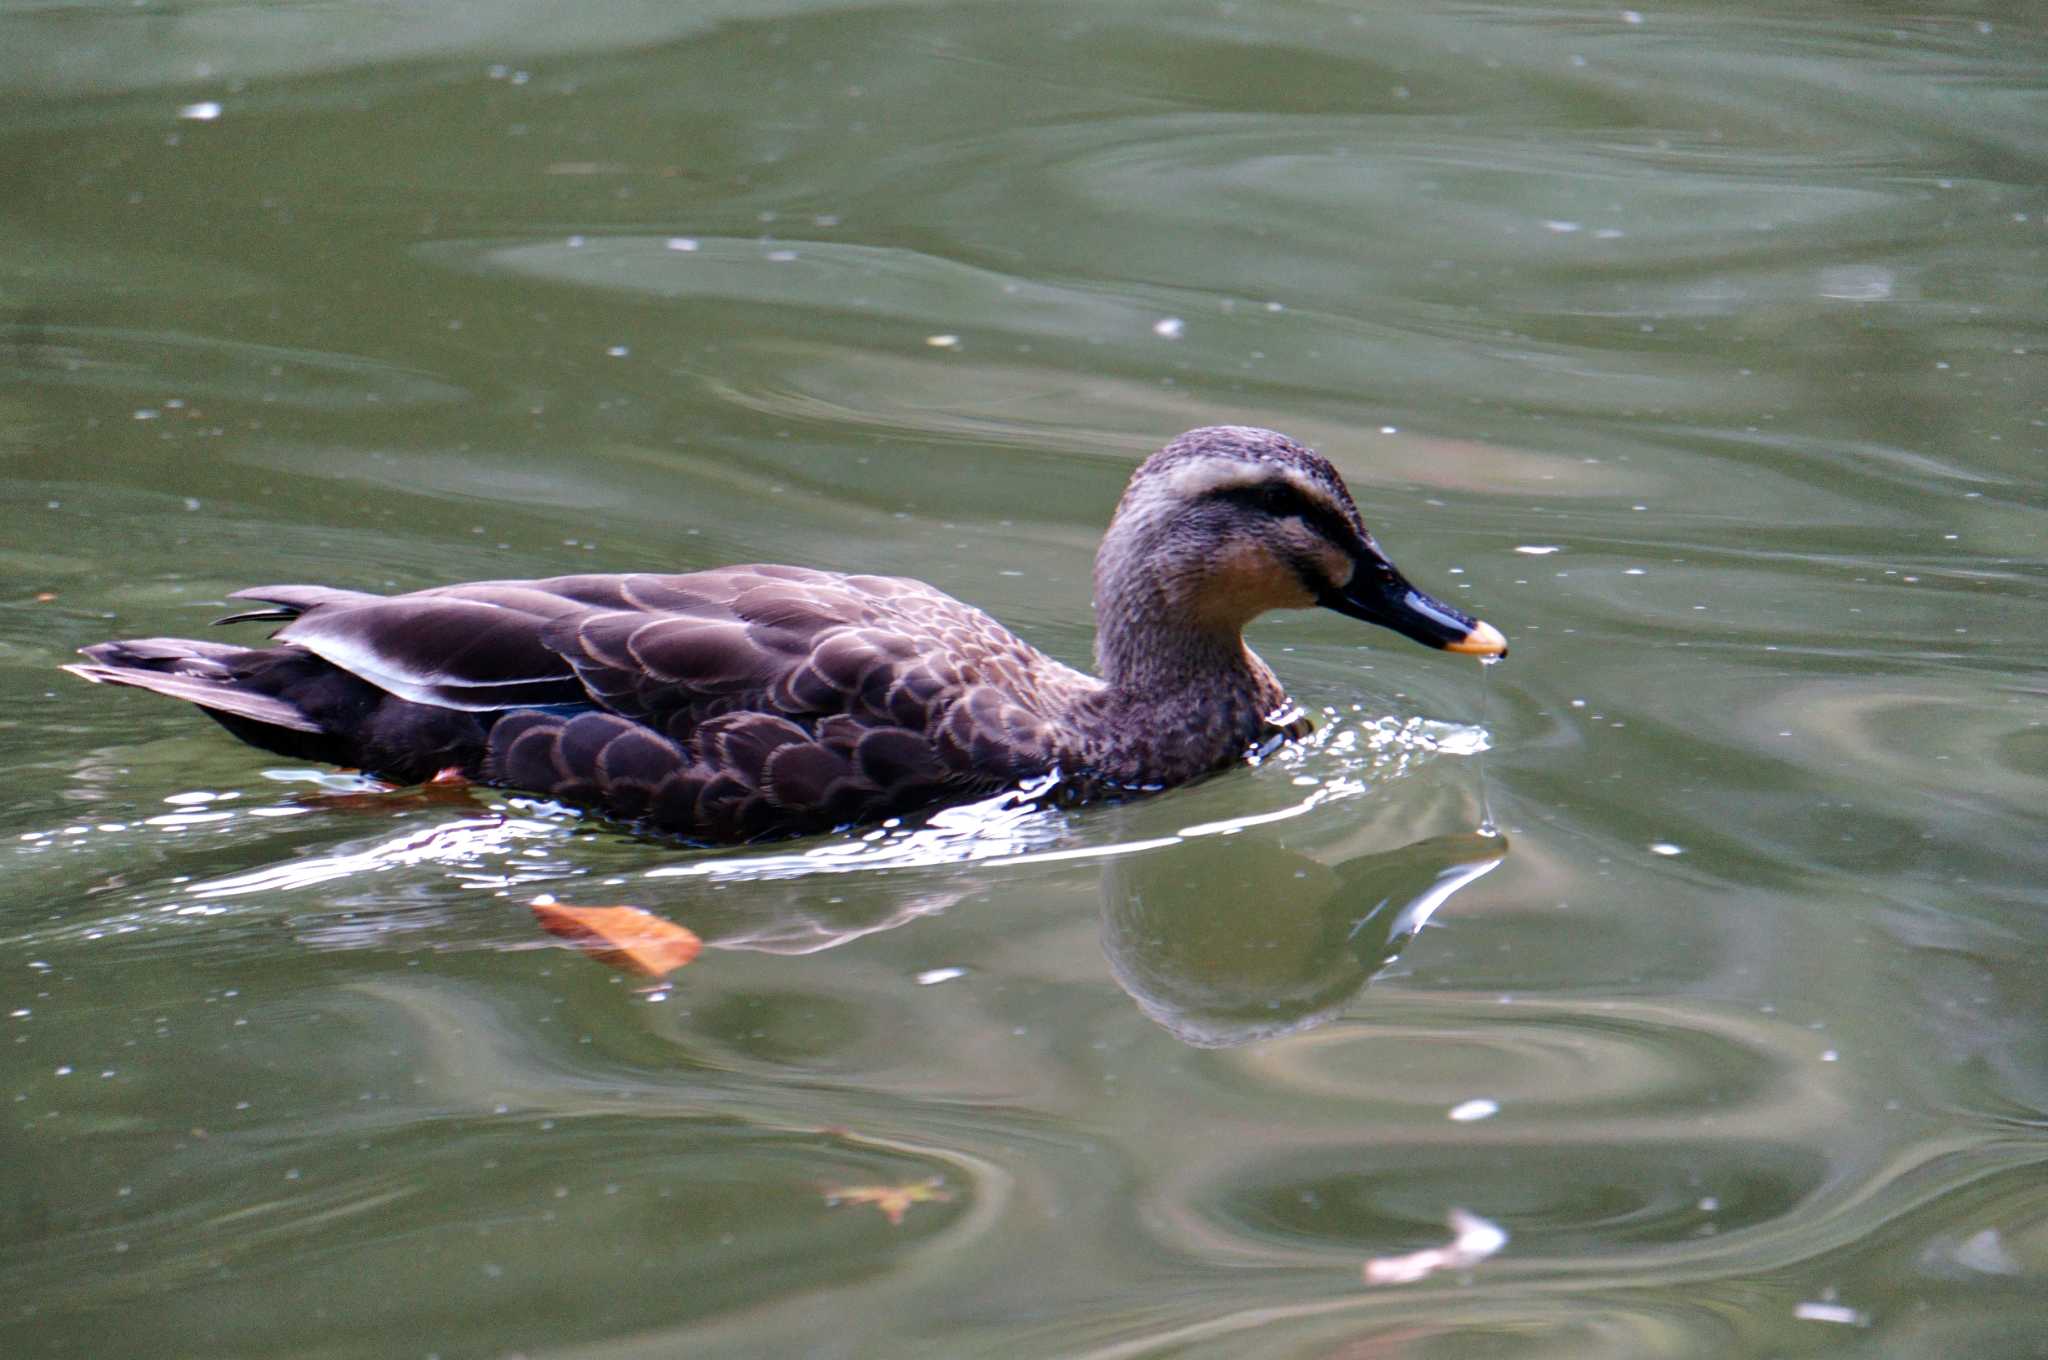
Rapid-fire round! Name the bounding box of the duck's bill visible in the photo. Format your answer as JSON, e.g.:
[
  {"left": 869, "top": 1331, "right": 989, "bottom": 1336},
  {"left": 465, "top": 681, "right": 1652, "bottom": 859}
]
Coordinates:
[{"left": 1320, "top": 572, "right": 1508, "bottom": 658}]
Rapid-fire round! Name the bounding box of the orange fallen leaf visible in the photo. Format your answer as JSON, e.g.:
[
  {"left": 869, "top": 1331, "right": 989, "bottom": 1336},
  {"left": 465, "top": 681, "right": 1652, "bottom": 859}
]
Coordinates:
[
  {"left": 823, "top": 1177, "right": 952, "bottom": 1227},
  {"left": 34, "top": 592, "right": 58, "bottom": 603},
  {"left": 530, "top": 900, "right": 702, "bottom": 978}
]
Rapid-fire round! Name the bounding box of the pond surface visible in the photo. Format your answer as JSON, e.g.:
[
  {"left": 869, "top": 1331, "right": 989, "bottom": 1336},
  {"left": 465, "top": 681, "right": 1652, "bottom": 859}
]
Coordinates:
[{"left": 4, "top": 2, "right": 2046, "bottom": 1355}]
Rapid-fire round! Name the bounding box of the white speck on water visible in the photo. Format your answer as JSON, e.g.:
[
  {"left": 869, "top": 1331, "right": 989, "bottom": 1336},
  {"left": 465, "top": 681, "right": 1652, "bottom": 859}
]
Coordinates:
[
  {"left": 1543, "top": 220, "right": 1581, "bottom": 234},
  {"left": 1793, "top": 1301, "right": 1867, "bottom": 1326},
  {"left": 1624, "top": 567, "right": 1646, "bottom": 575},
  {"left": 1594, "top": 227, "right": 1625, "bottom": 239},
  {"left": 1697, "top": 1196, "right": 1719, "bottom": 1212},
  {"left": 133, "top": 408, "right": 160, "bottom": 421},
  {"left": 765, "top": 249, "right": 799, "bottom": 262},
  {"left": 1649, "top": 842, "right": 1683, "bottom": 856},
  {"left": 925, "top": 334, "right": 960, "bottom": 349},
  {"left": 565, "top": 235, "right": 585, "bottom": 248},
  {"left": 605, "top": 345, "right": 629, "bottom": 357},
  {"left": 177, "top": 101, "right": 222, "bottom": 121},
  {"left": 916, "top": 967, "right": 966, "bottom": 985},
  {"left": 55, "top": 1065, "right": 73, "bottom": 1076},
  {"left": 1950, "top": 1227, "right": 2020, "bottom": 1275},
  {"left": 1448, "top": 1098, "right": 1499, "bottom": 1122},
  {"left": 1514, "top": 545, "right": 1562, "bottom": 555},
  {"left": 1363, "top": 1207, "right": 1506, "bottom": 1285},
  {"left": 1821, "top": 1049, "right": 1839, "bottom": 1062},
  {"left": 665, "top": 236, "right": 698, "bottom": 252},
  {"left": 1621, "top": 10, "right": 1644, "bottom": 24},
  {"left": 1819, "top": 265, "right": 1895, "bottom": 301},
  {"left": 1379, "top": 425, "right": 1398, "bottom": 435},
  {"left": 1153, "top": 317, "right": 1185, "bottom": 339}
]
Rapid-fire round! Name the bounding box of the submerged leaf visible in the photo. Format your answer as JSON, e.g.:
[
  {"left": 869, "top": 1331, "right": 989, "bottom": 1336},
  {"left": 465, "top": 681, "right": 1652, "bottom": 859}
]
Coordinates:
[
  {"left": 823, "top": 1177, "right": 952, "bottom": 1226},
  {"left": 530, "top": 900, "right": 702, "bottom": 977},
  {"left": 296, "top": 779, "right": 480, "bottom": 814}
]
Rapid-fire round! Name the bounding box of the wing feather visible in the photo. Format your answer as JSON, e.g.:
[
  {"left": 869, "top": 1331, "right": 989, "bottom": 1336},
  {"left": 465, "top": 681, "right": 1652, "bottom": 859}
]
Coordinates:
[{"left": 209, "top": 565, "right": 1087, "bottom": 836}]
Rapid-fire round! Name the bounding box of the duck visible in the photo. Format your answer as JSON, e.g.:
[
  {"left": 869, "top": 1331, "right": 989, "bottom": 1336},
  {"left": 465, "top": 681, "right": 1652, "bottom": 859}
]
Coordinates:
[{"left": 65, "top": 426, "right": 1505, "bottom": 842}]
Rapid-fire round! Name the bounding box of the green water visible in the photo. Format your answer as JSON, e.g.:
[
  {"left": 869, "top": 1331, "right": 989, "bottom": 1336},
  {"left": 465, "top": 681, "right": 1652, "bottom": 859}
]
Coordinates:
[{"left": 4, "top": 3, "right": 2045, "bottom": 1356}]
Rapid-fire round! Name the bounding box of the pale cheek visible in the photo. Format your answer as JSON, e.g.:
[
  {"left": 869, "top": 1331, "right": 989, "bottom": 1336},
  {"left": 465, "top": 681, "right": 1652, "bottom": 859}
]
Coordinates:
[
  {"left": 1313, "top": 545, "right": 1354, "bottom": 593},
  {"left": 1190, "top": 554, "right": 1315, "bottom": 628}
]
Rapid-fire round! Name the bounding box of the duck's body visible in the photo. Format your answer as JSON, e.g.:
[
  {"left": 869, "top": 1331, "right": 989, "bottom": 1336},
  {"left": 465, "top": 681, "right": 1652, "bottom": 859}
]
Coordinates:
[{"left": 66, "top": 427, "right": 1504, "bottom": 841}]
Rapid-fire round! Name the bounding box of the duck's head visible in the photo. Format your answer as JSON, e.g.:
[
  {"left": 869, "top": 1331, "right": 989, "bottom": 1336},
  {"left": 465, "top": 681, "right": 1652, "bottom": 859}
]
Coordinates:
[{"left": 1098, "top": 426, "right": 1506, "bottom": 660}]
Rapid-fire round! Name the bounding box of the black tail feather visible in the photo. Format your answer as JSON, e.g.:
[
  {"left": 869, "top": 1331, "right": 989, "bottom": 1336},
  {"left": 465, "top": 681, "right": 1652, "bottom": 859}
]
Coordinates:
[
  {"left": 64, "top": 637, "right": 490, "bottom": 782},
  {"left": 64, "top": 659, "right": 325, "bottom": 733}
]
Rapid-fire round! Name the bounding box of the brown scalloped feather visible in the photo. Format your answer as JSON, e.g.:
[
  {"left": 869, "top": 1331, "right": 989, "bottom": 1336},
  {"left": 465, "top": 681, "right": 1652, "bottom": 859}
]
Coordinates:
[{"left": 530, "top": 901, "right": 702, "bottom": 977}]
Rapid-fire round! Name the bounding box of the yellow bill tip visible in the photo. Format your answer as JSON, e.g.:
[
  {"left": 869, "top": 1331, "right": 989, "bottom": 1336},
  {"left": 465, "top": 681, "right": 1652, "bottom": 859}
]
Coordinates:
[{"left": 1445, "top": 619, "right": 1508, "bottom": 657}]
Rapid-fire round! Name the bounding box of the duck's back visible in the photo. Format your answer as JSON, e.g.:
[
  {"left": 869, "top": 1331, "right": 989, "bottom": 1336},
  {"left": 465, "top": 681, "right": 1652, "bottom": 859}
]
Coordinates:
[{"left": 234, "top": 565, "right": 1093, "bottom": 839}]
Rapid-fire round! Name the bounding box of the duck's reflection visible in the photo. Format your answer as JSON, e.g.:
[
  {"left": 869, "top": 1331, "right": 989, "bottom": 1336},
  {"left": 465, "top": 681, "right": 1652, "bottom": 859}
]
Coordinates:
[
  {"left": 162, "top": 754, "right": 1503, "bottom": 1046},
  {"left": 656, "top": 773, "right": 1505, "bottom": 1046},
  {"left": 1100, "top": 827, "right": 1503, "bottom": 1048}
]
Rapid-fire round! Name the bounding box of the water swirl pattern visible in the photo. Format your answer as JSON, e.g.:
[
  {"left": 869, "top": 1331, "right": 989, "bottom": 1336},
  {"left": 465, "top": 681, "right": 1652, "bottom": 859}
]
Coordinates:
[{"left": 3, "top": 2, "right": 2045, "bottom": 1356}]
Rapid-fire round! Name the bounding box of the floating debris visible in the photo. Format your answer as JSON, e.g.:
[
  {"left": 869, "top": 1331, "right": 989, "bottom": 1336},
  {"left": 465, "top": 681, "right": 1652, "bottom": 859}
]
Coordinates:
[
  {"left": 530, "top": 900, "right": 702, "bottom": 978},
  {"left": 1364, "top": 1208, "right": 1507, "bottom": 1285},
  {"left": 824, "top": 1177, "right": 952, "bottom": 1226}
]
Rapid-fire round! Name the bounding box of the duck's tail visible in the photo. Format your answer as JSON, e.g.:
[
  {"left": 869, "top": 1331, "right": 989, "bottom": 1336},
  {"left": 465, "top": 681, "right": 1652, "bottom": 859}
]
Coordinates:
[
  {"left": 66, "top": 639, "right": 327, "bottom": 734},
  {"left": 63, "top": 638, "right": 486, "bottom": 781}
]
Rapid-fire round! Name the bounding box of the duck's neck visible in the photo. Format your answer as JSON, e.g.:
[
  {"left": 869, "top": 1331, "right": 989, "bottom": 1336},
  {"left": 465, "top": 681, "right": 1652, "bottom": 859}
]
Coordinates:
[{"left": 1063, "top": 553, "right": 1290, "bottom": 786}]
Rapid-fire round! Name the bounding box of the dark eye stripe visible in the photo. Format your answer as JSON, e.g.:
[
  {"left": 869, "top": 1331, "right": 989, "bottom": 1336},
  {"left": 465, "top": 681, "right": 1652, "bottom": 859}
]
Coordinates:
[
  {"left": 1214, "top": 483, "right": 1358, "bottom": 549},
  {"left": 1215, "top": 482, "right": 1305, "bottom": 516}
]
